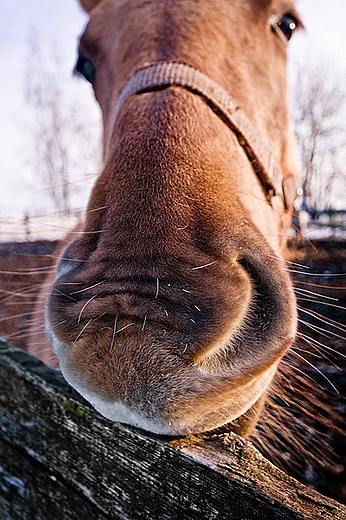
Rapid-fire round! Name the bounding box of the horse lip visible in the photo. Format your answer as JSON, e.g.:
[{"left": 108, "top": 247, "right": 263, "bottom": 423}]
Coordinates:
[{"left": 53, "top": 334, "right": 280, "bottom": 436}]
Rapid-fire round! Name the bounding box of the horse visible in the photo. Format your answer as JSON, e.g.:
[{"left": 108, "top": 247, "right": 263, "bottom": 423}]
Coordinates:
[{"left": 28, "top": 0, "right": 302, "bottom": 438}]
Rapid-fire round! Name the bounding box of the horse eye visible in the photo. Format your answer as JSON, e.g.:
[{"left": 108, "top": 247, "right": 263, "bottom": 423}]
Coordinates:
[
  {"left": 76, "top": 55, "right": 96, "bottom": 84},
  {"left": 276, "top": 14, "right": 298, "bottom": 41}
]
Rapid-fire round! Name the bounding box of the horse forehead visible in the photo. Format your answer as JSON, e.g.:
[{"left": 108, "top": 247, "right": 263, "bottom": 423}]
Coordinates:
[
  {"left": 81, "top": 0, "right": 280, "bottom": 99},
  {"left": 80, "top": 0, "right": 298, "bottom": 70},
  {"left": 86, "top": 0, "right": 297, "bottom": 21},
  {"left": 82, "top": 0, "right": 280, "bottom": 41}
]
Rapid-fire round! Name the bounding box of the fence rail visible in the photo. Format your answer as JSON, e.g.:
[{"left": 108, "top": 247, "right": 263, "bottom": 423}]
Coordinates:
[
  {"left": 0, "top": 213, "right": 81, "bottom": 242},
  {"left": 1, "top": 340, "right": 345, "bottom": 520},
  {"left": 2, "top": 210, "right": 346, "bottom": 243}
]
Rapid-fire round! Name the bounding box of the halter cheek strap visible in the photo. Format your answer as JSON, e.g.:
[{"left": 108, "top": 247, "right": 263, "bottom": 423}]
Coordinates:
[{"left": 106, "top": 62, "right": 293, "bottom": 209}]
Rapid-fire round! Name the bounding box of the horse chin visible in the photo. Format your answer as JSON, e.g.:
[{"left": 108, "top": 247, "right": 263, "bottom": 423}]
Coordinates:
[{"left": 51, "top": 329, "right": 281, "bottom": 436}]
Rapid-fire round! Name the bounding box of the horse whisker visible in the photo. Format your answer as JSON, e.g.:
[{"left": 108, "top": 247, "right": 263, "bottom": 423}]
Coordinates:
[
  {"left": 75, "top": 318, "right": 94, "bottom": 342},
  {"left": 192, "top": 261, "right": 217, "bottom": 270},
  {"left": 78, "top": 295, "right": 97, "bottom": 324},
  {"left": 297, "top": 305, "right": 346, "bottom": 333},
  {"left": 295, "top": 287, "right": 339, "bottom": 301},
  {"left": 297, "top": 297, "right": 346, "bottom": 312},
  {"left": 71, "top": 281, "right": 103, "bottom": 295},
  {"left": 110, "top": 315, "right": 118, "bottom": 349},
  {"left": 290, "top": 350, "right": 339, "bottom": 393},
  {"left": 298, "top": 318, "right": 346, "bottom": 342}
]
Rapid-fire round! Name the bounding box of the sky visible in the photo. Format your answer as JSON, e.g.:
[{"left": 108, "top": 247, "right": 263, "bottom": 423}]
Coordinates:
[{"left": 0, "top": 0, "right": 345, "bottom": 219}]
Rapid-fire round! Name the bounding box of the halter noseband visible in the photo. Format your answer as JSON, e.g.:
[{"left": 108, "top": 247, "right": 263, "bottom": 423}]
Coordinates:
[{"left": 107, "top": 62, "right": 290, "bottom": 209}]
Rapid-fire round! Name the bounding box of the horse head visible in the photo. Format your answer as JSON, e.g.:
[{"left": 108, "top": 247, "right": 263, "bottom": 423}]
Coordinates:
[{"left": 40, "top": 0, "right": 301, "bottom": 436}]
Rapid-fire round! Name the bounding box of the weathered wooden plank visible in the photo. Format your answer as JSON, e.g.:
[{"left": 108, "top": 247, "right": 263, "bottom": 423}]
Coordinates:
[
  {"left": 0, "top": 439, "right": 108, "bottom": 520},
  {"left": 0, "top": 339, "right": 345, "bottom": 520}
]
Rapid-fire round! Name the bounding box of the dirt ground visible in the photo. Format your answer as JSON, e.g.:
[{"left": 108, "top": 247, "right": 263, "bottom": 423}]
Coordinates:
[{"left": 0, "top": 238, "right": 345, "bottom": 504}]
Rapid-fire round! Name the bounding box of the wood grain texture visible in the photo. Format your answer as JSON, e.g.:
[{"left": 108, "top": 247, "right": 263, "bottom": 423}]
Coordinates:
[{"left": 0, "top": 340, "right": 345, "bottom": 520}]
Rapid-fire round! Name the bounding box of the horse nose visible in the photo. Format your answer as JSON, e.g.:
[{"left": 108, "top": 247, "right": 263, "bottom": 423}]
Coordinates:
[
  {"left": 242, "top": 250, "right": 296, "bottom": 336},
  {"left": 45, "top": 233, "right": 296, "bottom": 436}
]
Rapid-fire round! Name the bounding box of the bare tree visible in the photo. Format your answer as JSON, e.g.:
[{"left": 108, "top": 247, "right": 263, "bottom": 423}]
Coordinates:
[
  {"left": 291, "top": 57, "right": 346, "bottom": 212},
  {"left": 25, "top": 31, "right": 101, "bottom": 214}
]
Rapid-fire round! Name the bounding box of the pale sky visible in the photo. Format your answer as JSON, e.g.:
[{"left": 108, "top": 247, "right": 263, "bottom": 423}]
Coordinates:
[{"left": 0, "top": 0, "right": 345, "bottom": 218}]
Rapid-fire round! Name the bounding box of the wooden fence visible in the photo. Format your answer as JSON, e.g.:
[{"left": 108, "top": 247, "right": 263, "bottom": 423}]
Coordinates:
[
  {"left": 0, "top": 213, "right": 81, "bottom": 242},
  {"left": 1, "top": 339, "right": 345, "bottom": 520}
]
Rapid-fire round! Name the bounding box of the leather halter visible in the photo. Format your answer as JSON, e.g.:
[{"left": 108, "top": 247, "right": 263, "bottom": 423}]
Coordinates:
[{"left": 107, "top": 62, "right": 290, "bottom": 208}]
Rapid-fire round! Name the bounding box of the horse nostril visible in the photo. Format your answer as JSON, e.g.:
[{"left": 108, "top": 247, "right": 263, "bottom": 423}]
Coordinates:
[{"left": 238, "top": 255, "right": 289, "bottom": 334}]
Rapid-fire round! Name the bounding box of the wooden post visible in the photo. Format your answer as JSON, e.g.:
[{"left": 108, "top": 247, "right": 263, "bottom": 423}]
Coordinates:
[{"left": 0, "top": 339, "right": 345, "bottom": 520}]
